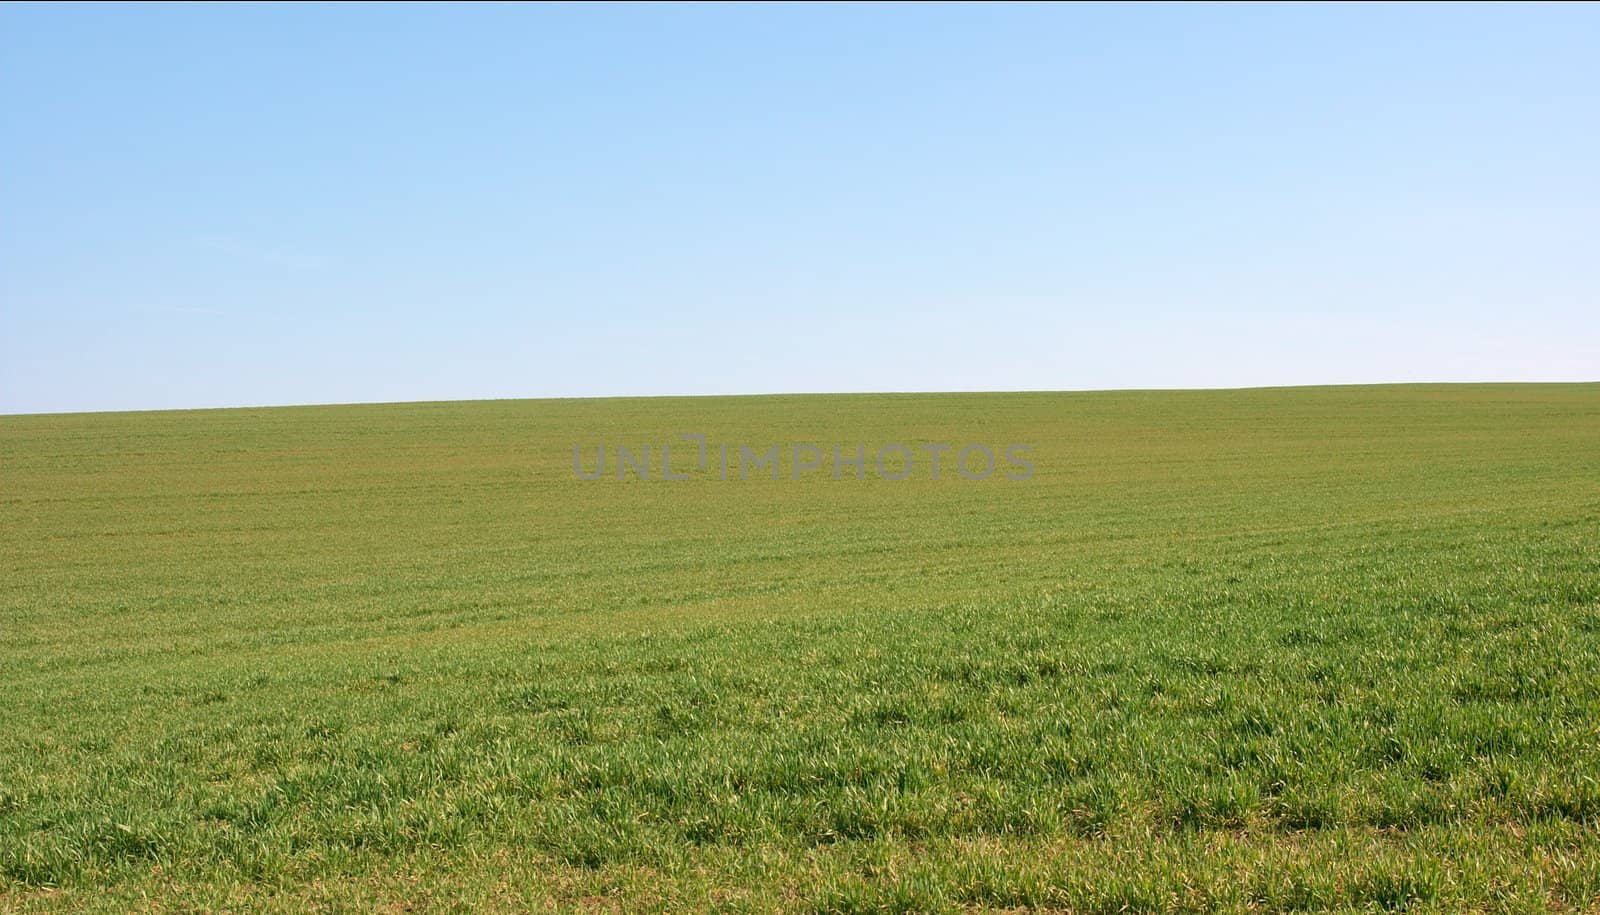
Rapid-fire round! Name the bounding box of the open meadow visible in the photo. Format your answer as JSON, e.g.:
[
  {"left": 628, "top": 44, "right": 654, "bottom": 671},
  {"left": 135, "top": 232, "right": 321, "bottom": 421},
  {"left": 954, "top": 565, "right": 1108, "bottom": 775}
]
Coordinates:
[{"left": 2, "top": 383, "right": 1598, "bottom": 912}]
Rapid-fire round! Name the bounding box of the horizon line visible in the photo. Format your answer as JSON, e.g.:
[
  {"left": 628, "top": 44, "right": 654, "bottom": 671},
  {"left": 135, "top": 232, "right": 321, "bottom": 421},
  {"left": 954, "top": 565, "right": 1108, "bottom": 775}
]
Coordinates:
[{"left": 3, "top": 379, "right": 1597, "bottom": 420}]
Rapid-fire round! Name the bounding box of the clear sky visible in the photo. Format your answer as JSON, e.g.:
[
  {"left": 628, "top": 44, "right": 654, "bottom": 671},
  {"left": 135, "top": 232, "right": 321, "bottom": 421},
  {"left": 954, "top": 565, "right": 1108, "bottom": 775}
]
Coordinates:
[{"left": 2, "top": 3, "right": 1596, "bottom": 414}]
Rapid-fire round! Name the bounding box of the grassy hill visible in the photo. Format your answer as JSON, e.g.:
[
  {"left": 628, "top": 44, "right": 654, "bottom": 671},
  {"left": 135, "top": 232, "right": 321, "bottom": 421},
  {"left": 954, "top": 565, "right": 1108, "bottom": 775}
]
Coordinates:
[{"left": 3, "top": 384, "right": 1598, "bottom": 912}]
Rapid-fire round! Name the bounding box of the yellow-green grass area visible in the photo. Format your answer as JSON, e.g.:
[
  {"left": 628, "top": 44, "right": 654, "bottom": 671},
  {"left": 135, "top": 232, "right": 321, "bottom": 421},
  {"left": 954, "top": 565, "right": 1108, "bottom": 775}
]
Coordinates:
[{"left": 2, "top": 384, "right": 1598, "bottom": 913}]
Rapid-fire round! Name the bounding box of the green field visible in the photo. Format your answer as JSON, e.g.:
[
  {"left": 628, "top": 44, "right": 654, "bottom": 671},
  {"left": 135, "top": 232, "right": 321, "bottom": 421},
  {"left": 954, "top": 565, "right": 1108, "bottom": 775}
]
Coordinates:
[{"left": 2, "top": 384, "right": 1598, "bottom": 912}]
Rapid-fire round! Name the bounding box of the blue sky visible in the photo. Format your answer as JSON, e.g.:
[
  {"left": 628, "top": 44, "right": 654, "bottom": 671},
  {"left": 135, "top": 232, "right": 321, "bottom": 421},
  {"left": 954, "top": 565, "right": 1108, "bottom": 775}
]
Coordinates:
[{"left": 2, "top": 3, "right": 1596, "bottom": 413}]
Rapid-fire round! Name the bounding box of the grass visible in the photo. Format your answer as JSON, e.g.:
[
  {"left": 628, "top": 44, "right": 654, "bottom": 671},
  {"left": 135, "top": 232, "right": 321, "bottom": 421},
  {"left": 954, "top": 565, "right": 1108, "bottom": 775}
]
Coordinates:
[{"left": 2, "top": 383, "right": 1598, "bottom": 912}]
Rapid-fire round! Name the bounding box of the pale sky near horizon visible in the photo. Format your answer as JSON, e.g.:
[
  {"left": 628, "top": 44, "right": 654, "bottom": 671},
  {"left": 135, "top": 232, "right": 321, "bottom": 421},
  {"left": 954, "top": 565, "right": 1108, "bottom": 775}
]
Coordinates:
[{"left": 2, "top": 3, "right": 1597, "bottom": 414}]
